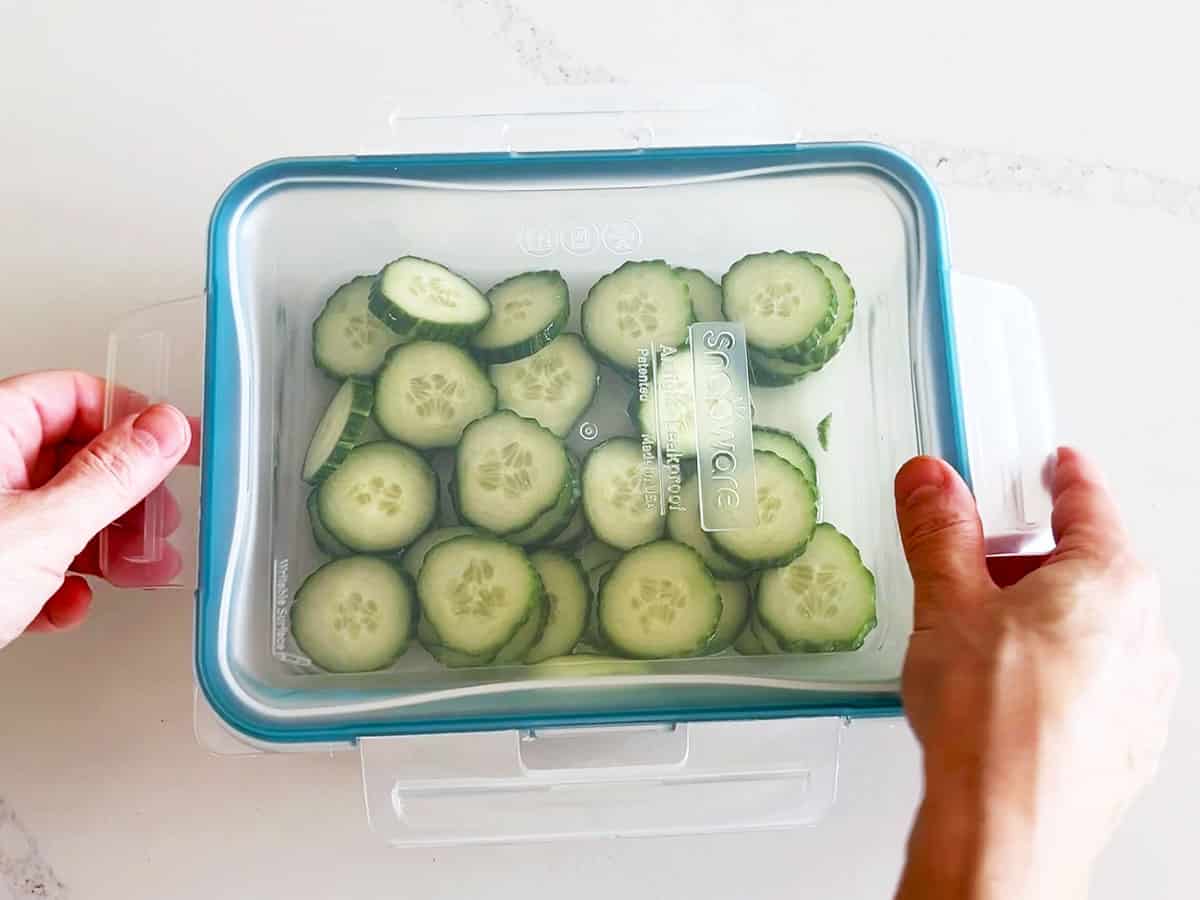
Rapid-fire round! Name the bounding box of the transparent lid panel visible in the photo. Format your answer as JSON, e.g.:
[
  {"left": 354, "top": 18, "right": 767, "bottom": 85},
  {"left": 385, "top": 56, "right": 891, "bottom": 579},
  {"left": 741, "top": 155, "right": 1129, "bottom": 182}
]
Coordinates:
[{"left": 197, "top": 147, "right": 958, "bottom": 741}]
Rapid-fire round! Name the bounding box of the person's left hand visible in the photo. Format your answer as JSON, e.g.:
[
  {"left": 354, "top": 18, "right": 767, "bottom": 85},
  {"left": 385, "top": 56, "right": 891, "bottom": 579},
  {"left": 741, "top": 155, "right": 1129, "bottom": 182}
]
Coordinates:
[{"left": 0, "top": 371, "right": 196, "bottom": 647}]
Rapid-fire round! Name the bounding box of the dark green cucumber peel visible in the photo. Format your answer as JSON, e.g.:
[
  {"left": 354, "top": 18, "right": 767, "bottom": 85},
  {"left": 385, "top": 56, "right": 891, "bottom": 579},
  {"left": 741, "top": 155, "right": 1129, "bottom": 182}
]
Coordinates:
[
  {"left": 771, "top": 253, "right": 856, "bottom": 366},
  {"left": 368, "top": 256, "right": 490, "bottom": 343},
  {"left": 307, "top": 490, "right": 352, "bottom": 557},
  {"left": 722, "top": 251, "right": 836, "bottom": 359},
  {"left": 470, "top": 270, "right": 570, "bottom": 364},
  {"left": 302, "top": 377, "right": 376, "bottom": 484}
]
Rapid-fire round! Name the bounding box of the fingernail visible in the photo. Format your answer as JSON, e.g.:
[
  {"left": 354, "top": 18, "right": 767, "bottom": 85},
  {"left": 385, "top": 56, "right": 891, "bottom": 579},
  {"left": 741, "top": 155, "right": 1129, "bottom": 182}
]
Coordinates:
[
  {"left": 133, "top": 405, "right": 188, "bottom": 457},
  {"left": 895, "top": 457, "right": 950, "bottom": 507}
]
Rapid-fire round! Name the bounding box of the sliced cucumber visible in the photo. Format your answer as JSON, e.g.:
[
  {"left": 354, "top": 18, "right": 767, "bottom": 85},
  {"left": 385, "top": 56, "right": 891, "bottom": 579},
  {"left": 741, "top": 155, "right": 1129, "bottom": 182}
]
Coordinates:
[
  {"left": 775, "top": 253, "right": 856, "bottom": 365},
  {"left": 580, "top": 560, "right": 617, "bottom": 649},
  {"left": 316, "top": 441, "right": 439, "bottom": 553},
  {"left": 633, "top": 346, "right": 698, "bottom": 459},
  {"left": 733, "top": 622, "right": 767, "bottom": 655},
  {"left": 400, "top": 526, "right": 478, "bottom": 580},
  {"left": 524, "top": 550, "right": 592, "bottom": 663},
  {"left": 491, "top": 587, "right": 549, "bottom": 665},
  {"left": 368, "top": 256, "right": 491, "bottom": 342},
  {"left": 818, "top": 413, "right": 832, "bottom": 451},
  {"left": 753, "top": 426, "right": 818, "bottom": 496},
  {"left": 375, "top": 340, "right": 497, "bottom": 449},
  {"left": 709, "top": 579, "right": 752, "bottom": 653},
  {"left": 454, "top": 411, "right": 571, "bottom": 535},
  {"left": 581, "top": 438, "right": 666, "bottom": 550},
  {"left": 582, "top": 260, "right": 694, "bottom": 372},
  {"left": 709, "top": 450, "right": 817, "bottom": 569},
  {"left": 302, "top": 377, "right": 374, "bottom": 483},
  {"left": 756, "top": 524, "right": 876, "bottom": 652},
  {"left": 722, "top": 251, "right": 835, "bottom": 357},
  {"left": 546, "top": 505, "right": 589, "bottom": 550},
  {"left": 290, "top": 556, "right": 414, "bottom": 673},
  {"left": 505, "top": 455, "right": 581, "bottom": 546},
  {"left": 417, "top": 617, "right": 493, "bottom": 668},
  {"left": 489, "top": 333, "right": 598, "bottom": 438},
  {"left": 598, "top": 541, "right": 721, "bottom": 659},
  {"left": 577, "top": 539, "right": 622, "bottom": 573},
  {"left": 665, "top": 474, "right": 749, "bottom": 579},
  {"left": 470, "top": 270, "right": 570, "bottom": 364},
  {"left": 308, "top": 490, "right": 351, "bottom": 557},
  {"left": 748, "top": 346, "right": 823, "bottom": 387},
  {"left": 751, "top": 614, "right": 785, "bottom": 653},
  {"left": 417, "top": 535, "right": 543, "bottom": 657},
  {"left": 674, "top": 267, "right": 724, "bottom": 322},
  {"left": 312, "top": 276, "right": 408, "bottom": 378}
]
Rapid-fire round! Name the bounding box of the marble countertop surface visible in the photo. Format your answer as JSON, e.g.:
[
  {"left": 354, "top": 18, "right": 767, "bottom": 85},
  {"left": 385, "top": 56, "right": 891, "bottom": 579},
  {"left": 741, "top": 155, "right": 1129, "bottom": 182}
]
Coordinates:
[{"left": 1, "top": 1, "right": 1197, "bottom": 897}]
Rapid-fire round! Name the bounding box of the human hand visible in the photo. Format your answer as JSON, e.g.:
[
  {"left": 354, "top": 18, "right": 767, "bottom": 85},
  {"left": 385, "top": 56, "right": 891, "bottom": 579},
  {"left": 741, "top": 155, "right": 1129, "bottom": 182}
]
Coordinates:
[
  {"left": 0, "top": 371, "right": 195, "bottom": 647},
  {"left": 894, "top": 447, "right": 1180, "bottom": 900}
]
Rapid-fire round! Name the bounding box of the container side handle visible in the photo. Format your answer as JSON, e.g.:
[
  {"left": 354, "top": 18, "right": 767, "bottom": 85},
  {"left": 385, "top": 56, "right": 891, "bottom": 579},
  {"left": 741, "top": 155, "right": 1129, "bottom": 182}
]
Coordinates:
[{"left": 950, "top": 272, "right": 1056, "bottom": 557}]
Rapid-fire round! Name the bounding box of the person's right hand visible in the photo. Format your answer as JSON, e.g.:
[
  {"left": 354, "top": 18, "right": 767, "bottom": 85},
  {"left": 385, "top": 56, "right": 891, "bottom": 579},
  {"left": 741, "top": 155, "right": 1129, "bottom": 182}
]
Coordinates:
[{"left": 894, "top": 447, "right": 1180, "bottom": 900}]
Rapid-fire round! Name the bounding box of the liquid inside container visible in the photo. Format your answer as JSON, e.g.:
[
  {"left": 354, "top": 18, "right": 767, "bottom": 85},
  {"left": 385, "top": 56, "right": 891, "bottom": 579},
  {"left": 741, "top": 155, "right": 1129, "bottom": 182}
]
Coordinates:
[{"left": 195, "top": 144, "right": 967, "bottom": 744}]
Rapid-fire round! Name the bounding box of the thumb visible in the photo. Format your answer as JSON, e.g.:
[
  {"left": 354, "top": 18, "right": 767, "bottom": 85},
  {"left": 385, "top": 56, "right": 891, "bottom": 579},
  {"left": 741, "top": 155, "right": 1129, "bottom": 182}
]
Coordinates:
[
  {"left": 894, "top": 456, "right": 992, "bottom": 625},
  {"left": 38, "top": 404, "right": 191, "bottom": 558}
]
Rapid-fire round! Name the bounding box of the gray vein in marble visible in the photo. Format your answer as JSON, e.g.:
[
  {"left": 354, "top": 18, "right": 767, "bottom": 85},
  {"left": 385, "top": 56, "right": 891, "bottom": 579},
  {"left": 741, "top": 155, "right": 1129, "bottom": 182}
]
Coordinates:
[
  {"left": 447, "top": 0, "right": 621, "bottom": 85},
  {"left": 817, "top": 130, "right": 1200, "bottom": 223},
  {"left": 0, "top": 799, "right": 66, "bottom": 899}
]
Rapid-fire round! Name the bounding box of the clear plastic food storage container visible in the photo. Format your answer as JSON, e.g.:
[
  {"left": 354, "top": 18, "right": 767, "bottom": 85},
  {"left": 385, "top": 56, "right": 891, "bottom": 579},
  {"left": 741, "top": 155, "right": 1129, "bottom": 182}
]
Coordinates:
[{"left": 105, "top": 91, "right": 1055, "bottom": 844}]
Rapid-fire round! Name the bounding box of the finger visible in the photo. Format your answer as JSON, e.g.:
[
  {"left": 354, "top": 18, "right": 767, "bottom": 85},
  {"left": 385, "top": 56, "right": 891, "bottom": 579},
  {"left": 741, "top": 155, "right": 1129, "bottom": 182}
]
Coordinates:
[
  {"left": 894, "top": 456, "right": 992, "bottom": 625},
  {"left": 182, "top": 415, "right": 202, "bottom": 467},
  {"left": 68, "top": 504, "right": 182, "bottom": 580},
  {"left": 31, "top": 405, "right": 191, "bottom": 564},
  {"left": 1050, "top": 447, "right": 1128, "bottom": 564},
  {"left": 23, "top": 575, "right": 93, "bottom": 633},
  {"left": 114, "top": 485, "right": 183, "bottom": 534}
]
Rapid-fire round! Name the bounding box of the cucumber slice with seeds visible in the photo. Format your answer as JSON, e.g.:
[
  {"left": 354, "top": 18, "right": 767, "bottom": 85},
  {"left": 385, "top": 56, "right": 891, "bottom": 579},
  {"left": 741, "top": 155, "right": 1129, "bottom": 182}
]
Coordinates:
[
  {"left": 375, "top": 340, "right": 497, "bottom": 449},
  {"left": 674, "top": 268, "right": 724, "bottom": 322},
  {"left": 633, "top": 346, "right": 698, "bottom": 459},
  {"left": 417, "top": 535, "right": 543, "bottom": 657},
  {"left": 316, "top": 441, "right": 439, "bottom": 553},
  {"left": 455, "top": 411, "right": 571, "bottom": 535},
  {"left": 582, "top": 261, "right": 694, "bottom": 372},
  {"left": 775, "top": 253, "right": 856, "bottom": 365},
  {"left": 312, "top": 276, "right": 409, "bottom": 378},
  {"left": 708, "top": 579, "right": 752, "bottom": 653},
  {"left": 290, "top": 556, "right": 414, "bottom": 672},
  {"left": 709, "top": 450, "right": 817, "bottom": 569},
  {"left": 504, "top": 455, "right": 581, "bottom": 546},
  {"left": 471, "top": 270, "right": 570, "bottom": 363},
  {"left": 490, "top": 333, "right": 598, "bottom": 438},
  {"left": 757, "top": 524, "right": 876, "bottom": 652},
  {"left": 302, "top": 377, "right": 375, "bottom": 484},
  {"left": 524, "top": 550, "right": 592, "bottom": 663},
  {"left": 598, "top": 541, "right": 721, "bottom": 659},
  {"left": 753, "top": 426, "right": 818, "bottom": 496},
  {"left": 369, "top": 257, "right": 491, "bottom": 342},
  {"left": 722, "top": 252, "right": 835, "bottom": 357},
  {"left": 665, "top": 474, "right": 749, "bottom": 579},
  {"left": 308, "top": 490, "right": 352, "bottom": 557},
  {"left": 400, "top": 526, "right": 478, "bottom": 580},
  {"left": 581, "top": 438, "right": 666, "bottom": 550}
]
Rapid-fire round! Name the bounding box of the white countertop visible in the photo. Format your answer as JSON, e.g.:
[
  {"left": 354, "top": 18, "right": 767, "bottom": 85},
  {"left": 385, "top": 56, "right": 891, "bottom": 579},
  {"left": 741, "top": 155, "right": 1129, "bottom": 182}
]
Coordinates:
[{"left": 1, "top": 1, "right": 1197, "bottom": 897}]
